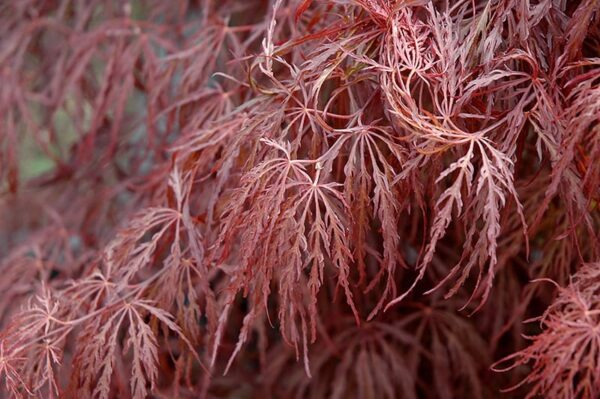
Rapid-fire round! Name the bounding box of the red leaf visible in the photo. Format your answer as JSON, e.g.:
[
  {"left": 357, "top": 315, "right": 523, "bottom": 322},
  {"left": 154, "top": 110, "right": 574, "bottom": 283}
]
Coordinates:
[{"left": 295, "top": 0, "right": 313, "bottom": 23}]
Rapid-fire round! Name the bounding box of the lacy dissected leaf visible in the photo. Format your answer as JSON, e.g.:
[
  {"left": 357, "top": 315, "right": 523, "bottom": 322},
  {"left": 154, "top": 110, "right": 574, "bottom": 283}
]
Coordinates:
[{"left": 493, "top": 264, "right": 600, "bottom": 399}]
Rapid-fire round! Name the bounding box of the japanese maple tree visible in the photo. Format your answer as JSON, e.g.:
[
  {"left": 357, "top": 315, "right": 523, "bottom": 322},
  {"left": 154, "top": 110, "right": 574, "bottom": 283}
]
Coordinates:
[{"left": 0, "top": 0, "right": 599, "bottom": 398}]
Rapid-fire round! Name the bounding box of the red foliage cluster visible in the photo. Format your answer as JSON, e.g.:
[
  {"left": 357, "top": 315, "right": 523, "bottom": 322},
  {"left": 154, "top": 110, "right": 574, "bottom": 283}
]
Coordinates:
[{"left": 0, "top": 0, "right": 599, "bottom": 398}]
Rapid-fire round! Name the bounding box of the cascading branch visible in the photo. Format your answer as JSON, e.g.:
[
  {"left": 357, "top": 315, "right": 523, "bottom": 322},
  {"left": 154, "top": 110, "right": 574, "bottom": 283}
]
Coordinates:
[{"left": 0, "top": 1, "right": 598, "bottom": 398}]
